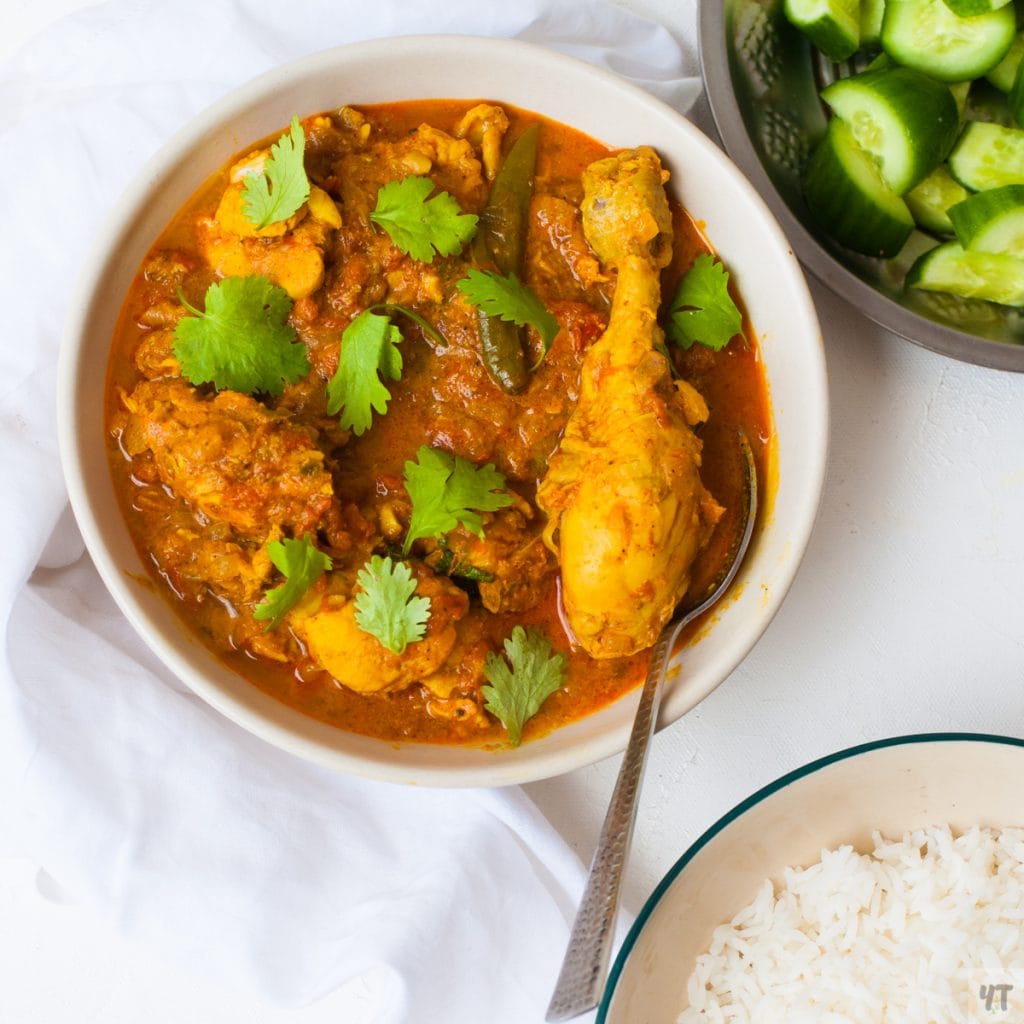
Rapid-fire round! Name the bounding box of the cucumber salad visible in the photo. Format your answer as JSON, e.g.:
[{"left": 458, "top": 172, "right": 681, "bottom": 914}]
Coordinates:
[{"left": 785, "top": 0, "right": 1024, "bottom": 307}]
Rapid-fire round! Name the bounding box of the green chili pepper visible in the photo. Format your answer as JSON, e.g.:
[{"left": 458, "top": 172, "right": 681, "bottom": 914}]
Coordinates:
[
  {"left": 476, "top": 314, "right": 529, "bottom": 393},
  {"left": 474, "top": 123, "right": 540, "bottom": 394}
]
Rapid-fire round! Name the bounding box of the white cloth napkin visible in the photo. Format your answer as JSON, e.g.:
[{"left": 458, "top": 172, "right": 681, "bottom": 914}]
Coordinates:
[{"left": 0, "top": 0, "right": 700, "bottom": 1017}]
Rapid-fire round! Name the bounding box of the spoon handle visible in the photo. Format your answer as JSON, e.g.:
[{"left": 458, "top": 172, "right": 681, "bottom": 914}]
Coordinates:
[
  {"left": 544, "top": 622, "right": 679, "bottom": 1022},
  {"left": 545, "top": 433, "right": 757, "bottom": 1021}
]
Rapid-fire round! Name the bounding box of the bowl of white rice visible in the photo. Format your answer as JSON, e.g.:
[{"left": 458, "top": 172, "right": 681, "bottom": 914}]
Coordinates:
[{"left": 599, "top": 733, "right": 1024, "bottom": 1023}]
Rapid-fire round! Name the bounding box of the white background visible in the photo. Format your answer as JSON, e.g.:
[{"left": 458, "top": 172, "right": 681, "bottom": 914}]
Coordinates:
[{"left": 4, "top": 0, "right": 1024, "bottom": 1021}]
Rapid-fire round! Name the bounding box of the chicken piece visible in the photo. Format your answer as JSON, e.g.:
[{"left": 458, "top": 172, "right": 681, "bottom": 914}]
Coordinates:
[
  {"left": 150, "top": 520, "right": 277, "bottom": 606},
  {"left": 298, "top": 571, "right": 470, "bottom": 696},
  {"left": 197, "top": 148, "right": 342, "bottom": 300},
  {"left": 536, "top": 147, "right": 723, "bottom": 659},
  {"left": 529, "top": 195, "right": 609, "bottom": 300},
  {"left": 121, "top": 378, "right": 334, "bottom": 540},
  {"left": 406, "top": 125, "right": 481, "bottom": 180},
  {"left": 338, "top": 106, "right": 372, "bottom": 141},
  {"left": 418, "top": 624, "right": 490, "bottom": 704},
  {"left": 213, "top": 150, "right": 299, "bottom": 239},
  {"left": 198, "top": 214, "right": 332, "bottom": 301},
  {"left": 454, "top": 104, "right": 511, "bottom": 180},
  {"left": 478, "top": 534, "right": 554, "bottom": 615},
  {"left": 385, "top": 265, "right": 444, "bottom": 306},
  {"left": 132, "top": 329, "right": 180, "bottom": 380},
  {"left": 426, "top": 498, "right": 557, "bottom": 615},
  {"left": 128, "top": 475, "right": 277, "bottom": 606},
  {"left": 214, "top": 149, "right": 342, "bottom": 236},
  {"left": 373, "top": 125, "right": 488, "bottom": 208},
  {"left": 307, "top": 186, "right": 343, "bottom": 229}
]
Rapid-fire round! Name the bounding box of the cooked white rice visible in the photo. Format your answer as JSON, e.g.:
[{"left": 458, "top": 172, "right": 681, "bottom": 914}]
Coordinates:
[{"left": 679, "top": 826, "right": 1024, "bottom": 1023}]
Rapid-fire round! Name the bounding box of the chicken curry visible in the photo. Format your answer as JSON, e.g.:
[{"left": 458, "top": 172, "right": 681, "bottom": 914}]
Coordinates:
[{"left": 105, "top": 100, "right": 771, "bottom": 747}]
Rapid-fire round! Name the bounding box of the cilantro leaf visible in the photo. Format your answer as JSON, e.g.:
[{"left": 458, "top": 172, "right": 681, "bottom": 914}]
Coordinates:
[
  {"left": 353, "top": 555, "right": 431, "bottom": 654},
  {"left": 665, "top": 253, "right": 743, "bottom": 352},
  {"left": 241, "top": 115, "right": 311, "bottom": 230},
  {"left": 373, "top": 302, "right": 446, "bottom": 347},
  {"left": 402, "top": 445, "right": 514, "bottom": 554},
  {"left": 456, "top": 269, "right": 560, "bottom": 363},
  {"left": 370, "top": 176, "right": 478, "bottom": 264},
  {"left": 482, "top": 626, "right": 567, "bottom": 746},
  {"left": 173, "top": 276, "right": 311, "bottom": 396},
  {"left": 326, "top": 309, "right": 404, "bottom": 436},
  {"left": 253, "top": 535, "right": 332, "bottom": 630}
]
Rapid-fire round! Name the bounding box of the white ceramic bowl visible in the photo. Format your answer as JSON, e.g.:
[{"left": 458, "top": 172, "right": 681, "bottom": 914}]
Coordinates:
[
  {"left": 58, "top": 35, "right": 828, "bottom": 786},
  {"left": 600, "top": 733, "right": 1024, "bottom": 1022}
]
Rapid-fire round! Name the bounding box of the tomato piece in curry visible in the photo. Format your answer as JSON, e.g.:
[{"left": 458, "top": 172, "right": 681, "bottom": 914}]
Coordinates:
[{"left": 105, "top": 100, "right": 772, "bottom": 747}]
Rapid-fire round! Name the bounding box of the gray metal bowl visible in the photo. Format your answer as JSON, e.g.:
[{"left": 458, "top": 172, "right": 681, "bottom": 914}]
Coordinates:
[{"left": 699, "top": 0, "right": 1024, "bottom": 371}]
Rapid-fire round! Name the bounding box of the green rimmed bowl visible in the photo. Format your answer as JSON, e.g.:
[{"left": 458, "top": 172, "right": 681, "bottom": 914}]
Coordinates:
[
  {"left": 699, "top": 0, "right": 1024, "bottom": 371},
  {"left": 598, "top": 732, "right": 1024, "bottom": 1022}
]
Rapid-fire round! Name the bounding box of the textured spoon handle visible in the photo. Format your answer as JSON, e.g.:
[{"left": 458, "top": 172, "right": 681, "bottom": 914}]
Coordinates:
[
  {"left": 545, "top": 623, "right": 679, "bottom": 1022},
  {"left": 546, "top": 435, "right": 757, "bottom": 1022}
]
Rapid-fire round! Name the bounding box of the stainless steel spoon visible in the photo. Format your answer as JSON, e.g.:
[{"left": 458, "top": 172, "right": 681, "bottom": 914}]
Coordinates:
[{"left": 545, "top": 434, "right": 758, "bottom": 1022}]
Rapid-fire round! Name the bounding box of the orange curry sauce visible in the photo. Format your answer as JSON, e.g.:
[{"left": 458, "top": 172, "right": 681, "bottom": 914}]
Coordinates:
[{"left": 105, "top": 100, "right": 772, "bottom": 746}]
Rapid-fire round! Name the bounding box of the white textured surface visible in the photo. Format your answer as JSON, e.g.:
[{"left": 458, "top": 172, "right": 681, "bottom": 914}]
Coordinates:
[{"left": 4, "top": 0, "right": 1024, "bottom": 1021}]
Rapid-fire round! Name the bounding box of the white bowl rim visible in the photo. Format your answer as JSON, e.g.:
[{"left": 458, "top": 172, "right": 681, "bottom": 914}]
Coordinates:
[
  {"left": 598, "top": 730, "right": 1024, "bottom": 1021},
  {"left": 57, "top": 33, "right": 828, "bottom": 786}
]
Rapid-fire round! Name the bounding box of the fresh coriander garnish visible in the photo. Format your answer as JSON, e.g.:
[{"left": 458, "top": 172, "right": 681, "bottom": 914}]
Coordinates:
[
  {"left": 481, "top": 626, "right": 567, "bottom": 746},
  {"left": 253, "top": 535, "right": 332, "bottom": 630},
  {"left": 353, "top": 555, "right": 431, "bottom": 654},
  {"left": 325, "top": 304, "right": 445, "bottom": 436},
  {"left": 241, "top": 115, "right": 311, "bottom": 230},
  {"left": 402, "top": 445, "right": 514, "bottom": 554},
  {"left": 173, "top": 275, "right": 311, "bottom": 396},
  {"left": 665, "top": 252, "right": 743, "bottom": 352},
  {"left": 456, "top": 268, "right": 560, "bottom": 365},
  {"left": 373, "top": 303, "right": 446, "bottom": 347},
  {"left": 326, "top": 309, "right": 403, "bottom": 436},
  {"left": 370, "top": 176, "right": 478, "bottom": 263}
]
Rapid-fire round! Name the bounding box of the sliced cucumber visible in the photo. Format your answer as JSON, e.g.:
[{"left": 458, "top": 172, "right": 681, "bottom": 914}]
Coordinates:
[
  {"left": 985, "top": 30, "right": 1024, "bottom": 92},
  {"left": 906, "top": 240, "right": 1024, "bottom": 304},
  {"left": 948, "top": 79, "right": 972, "bottom": 117},
  {"left": 948, "top": 120, "right": 1024, "bottom": 188},
  {"left": 939, "top": 0, "right": 1013, "bottom": 17},
  {"left": 861, "top": 0, "right": 888, "bottom": 48},
  {"left": 785, "top": 0, "right": 861, "bottom": 61},
  {"left": 948, "top": 184, "right": 1024, "bottom": 252},
  {"left": 789, "top": 0, "right": 1024, "bottom": 306},
  {"left": 866, "top": 51, "right": 895, "bottom": 70},
  {"left": 881, "top": 0, "right": 1016, "bottom": 82},
  {"left": 1011, "top": 56, "right": 1024, "bottom": 127},
  {"left": 802, "top": 119, "right": 915, "bottom": 257},
  {"left": 905, "top": 165, "right": 971, "bottom": 232},
  {"left": 821, "top": 67, "right": 960, "bottom": 192}
]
